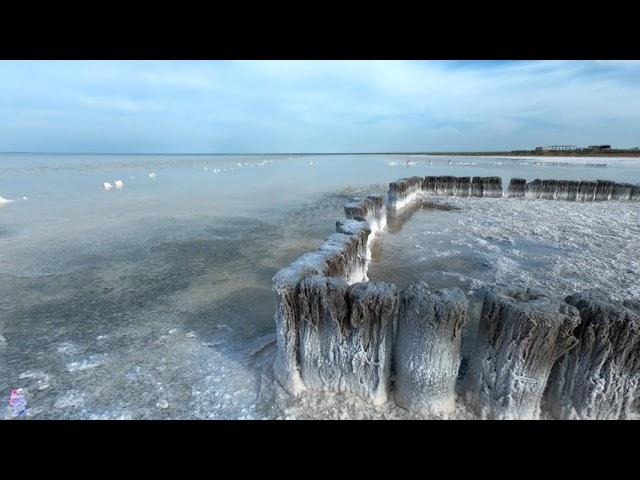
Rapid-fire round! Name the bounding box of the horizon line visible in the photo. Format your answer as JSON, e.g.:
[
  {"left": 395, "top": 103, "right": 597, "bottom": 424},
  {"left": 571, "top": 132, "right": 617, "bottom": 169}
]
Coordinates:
[{"left": 1, "top": 148, "right": 638, "bottom": 156}]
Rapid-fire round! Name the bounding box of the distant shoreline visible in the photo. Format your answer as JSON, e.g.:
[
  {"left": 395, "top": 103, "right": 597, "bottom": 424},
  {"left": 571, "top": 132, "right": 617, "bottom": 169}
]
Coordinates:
[{"left": 1, "top": 150, "right": 639, "bottom": 157}]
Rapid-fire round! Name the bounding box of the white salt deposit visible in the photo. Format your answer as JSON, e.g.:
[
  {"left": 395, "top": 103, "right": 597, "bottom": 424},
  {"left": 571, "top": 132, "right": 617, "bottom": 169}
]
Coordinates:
[
  {"left": 103, "top": 182, "right": 113, "bottom": 191},
  {"left": 0, "top": 195, "right": 14, "bottom": 205},
  {"left": 114, "top": 180, "right": 124, "bottom": 189},
  {"left": 148, "top": 172, "right": 157, "bottom": 178}
]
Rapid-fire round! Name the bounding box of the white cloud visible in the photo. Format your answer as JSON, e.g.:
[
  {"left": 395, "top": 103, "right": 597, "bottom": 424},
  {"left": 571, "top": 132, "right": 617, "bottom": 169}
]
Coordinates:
[{"left": 0, "top": 60, "right": 638, "bottom": 152}]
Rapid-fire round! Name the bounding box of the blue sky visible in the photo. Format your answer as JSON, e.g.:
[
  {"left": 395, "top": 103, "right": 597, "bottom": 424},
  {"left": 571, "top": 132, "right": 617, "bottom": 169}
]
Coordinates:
[{"left": 0, "top": 60, "right": 638, "bottom": 153}]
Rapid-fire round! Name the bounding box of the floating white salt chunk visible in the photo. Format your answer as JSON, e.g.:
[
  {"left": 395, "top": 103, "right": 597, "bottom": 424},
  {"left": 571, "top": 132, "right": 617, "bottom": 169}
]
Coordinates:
[
  {"left": 103, "top": 182, "right": 113, "bottom": 191},
  {"left": 22, "top": 196, "right": 28, "bottom": 200},
  {"left": 168, "top": 328, "right": 178, "bottom": 334},
  {"left": 156, "top": 399, "right": 169, "bottom": 409},
  {"left": 114, "top": 180, "right": 124, "bottom": 189},
  {"left": 0, "top": 195, "right": 15, "bottom": 205},
  {"left": 148, "top": 172, "right": 157, "bottom": 178}
]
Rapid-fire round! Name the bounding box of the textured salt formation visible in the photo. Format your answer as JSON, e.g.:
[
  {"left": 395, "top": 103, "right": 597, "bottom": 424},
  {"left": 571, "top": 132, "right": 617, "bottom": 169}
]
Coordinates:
[
  {"left": 471, "top": 177, "right": 483, "bottom": 197},
  {"left": 366, "top": 194, "right": 387, "bottom": 232},
  {"left": 540, "top": 180, "right": 559, "bottom": 200},
  {"left": 422, "top": 176, "right": 437, "bottom": 194},
  {"left": 577, "top": 180, "right": 596, "bottom": 202},
  {"left": 394, "top": 282, "right": 469, "bottom": 416},
  {"left": 420, "top": 176, "right": 498, "bottom": 198},
  {"left": 507, "top": 178, "right": 526, "bottom": 198},
  {"left": 337, "top": 218, "right": 371, "bottom": 252},
  {"left": 462, "top": 287, "right": 580, "bottom": 419},
  {"left": 556, "top": 180, "right": 579, "bottom": 201},
  {"left": 595, "top": 180, "right": 615, "bottom": 201},
  {"left": 611, "top": 183, "right": 635, "bottom": 201},
  {"left": 480, "top": 177, "right": 503, "bottom": 197},
  {"left": 297, "top": 277, "right": 397, "bottom": 405},
  {"left": 455, "top": 177, "right": 472, "bottom": 197},
  {"left": 320, "top": 233, "right": 370, "bottom": 283},
  {"left": 524, "top": 178, "right": 640, "bottom": 202},
  {"left": 544, "top": 290, "right": 640, "bottom": 420},
  {"left": 273, "top": 255, "right": 328, "bottom": 394},
  {"left": 436, "top": 176, "right": 457, "bottom": 195},
  {"left": 388, "top": 176, "right": 423, "bottom": 209},
  {"left": 344, "top": 195, "right": 387, "bottom": 233}
]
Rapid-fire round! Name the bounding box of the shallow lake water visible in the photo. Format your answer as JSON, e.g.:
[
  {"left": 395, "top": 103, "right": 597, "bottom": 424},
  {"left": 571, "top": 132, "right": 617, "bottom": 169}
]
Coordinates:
[{"left": 1, "top": 153, "right": 639, "bottom": 419}]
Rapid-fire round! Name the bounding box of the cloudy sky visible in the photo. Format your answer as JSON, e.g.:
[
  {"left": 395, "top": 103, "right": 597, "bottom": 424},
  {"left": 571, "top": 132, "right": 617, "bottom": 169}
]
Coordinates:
[{"left": 0, "top": 60, "right": 638, "bottom": 153}]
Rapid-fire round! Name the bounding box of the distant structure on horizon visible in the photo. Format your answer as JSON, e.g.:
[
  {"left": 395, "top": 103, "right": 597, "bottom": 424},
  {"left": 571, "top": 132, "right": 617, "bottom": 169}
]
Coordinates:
[
  {"left": 535, "top": 145, "right": 611, "bottom": 152},
  {"left": 535, "top": 145, "right": 578, "bottom": 152}
]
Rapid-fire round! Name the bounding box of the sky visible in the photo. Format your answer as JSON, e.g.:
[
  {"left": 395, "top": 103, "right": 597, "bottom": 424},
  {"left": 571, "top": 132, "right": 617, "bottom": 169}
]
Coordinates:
[{"left": 0, "top": 60, "right": 638, "bottom": 153}]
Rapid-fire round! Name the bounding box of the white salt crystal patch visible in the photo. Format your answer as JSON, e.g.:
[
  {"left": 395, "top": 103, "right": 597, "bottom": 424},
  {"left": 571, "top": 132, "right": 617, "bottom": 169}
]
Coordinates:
[
  {"left": 54, "top": 390, "right": 86, "bottom": 408},
  {"left": 148, "top": 172, "right": 157, "bottom": 178},
  {"left": 0, "top": 335, "right": 6, "bottom": 346},
  {"left": 65, "top": 354, "right": 106, "bottom": 372},
  {"left": 57, "top": 341, "right": 79, "bottom": 355},
  {"left": 22, "top": 196, "right": 28, "bottom": 200},
  {"left": 185, "top": 331, "right": 196, "bottom": 338},
  {"left": 114, "top": 180, "right": 124, "bottom": 189},
  {"left": 103, "top": 182, "right": 113, "bottom": 191},
  {"left": 168, "top": 328, "right": 178, "bottom": 334},
  {"left": 156, "top": 399, "right": 169, "bottom": 409},
  {"left": 0, "top": 195, "right": 14, "bottom": 205}
]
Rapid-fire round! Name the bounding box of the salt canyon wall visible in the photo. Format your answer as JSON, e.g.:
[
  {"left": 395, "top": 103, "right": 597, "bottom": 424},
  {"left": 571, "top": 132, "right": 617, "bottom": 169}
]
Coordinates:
[
  {"left": 507, "top": 178, "right": 640, "bottom": 201},
  {"left": 272, "top": 174, "right": 640, "bottom": 418}
]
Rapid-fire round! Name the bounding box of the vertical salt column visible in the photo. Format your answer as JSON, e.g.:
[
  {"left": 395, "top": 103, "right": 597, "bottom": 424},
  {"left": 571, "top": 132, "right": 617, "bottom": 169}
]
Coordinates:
[
  {"left": 525, "top": 179, "right": 543, "bottom": 199},
  {"left": 388, "top": 177, "right": 422, "bottom": 209},
  {"left": 437, "top": 176, "right": 456, "bottom": 195},
  {"left": 394, "top": 282, "right": 469, "bottom": 416},
  {"left": 297, "top": 276, "right": 398, "bottom": 405},
  {"left": 344, "top": 196, "right": 386, "bottom": 234},
  {"left": 577, "top": 181, "right": 597, "bottom": 202},
  {"left": 462, "top": 287, "right": 580, "bottom": 419},
  {"left": 319, "top": 233, "right": 369, "bottom": 283},
  {"left": 344, "top": 197, "right": 369, "bottom": 223},
  {"left": 540, "top": 179, "right": 559, "bottom": 200},
  {"left": 423, "top": 176, "right": 437, "bottom": 194},
  {"left": 388, "top": 179, "right": 409, "bottom": 209},
  {"left": 272, "top": 255, "right": 329, "bottom": 395},
  {"left": 366, "top": 194, "right": 387, "bottom": 232},
  {"left": 337, "top": 218, "right": 372, "bottom": 257},
  {"left": 471, "top": 177, "right": 483, "bottom": 197},
  {"left": 544, "top": 290, "right": 640, "bottom": 420},
  {"left": 481, "top": 177, "right": 502, "bottom": 197},
  {"left": 611, "top": 183, "right": 634, "bottom": 201},
  {"left": 507, "top": 178, "right": 526, "bottom": 198},
  {"left": 456, "top": 177, "right": 471, "bottom": 197},
  {"left": 556, "top": 180, "right": 579, "bottom": 201},
  {"left": 594, "top": 180, "right": 615, "bottom": 201}
]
